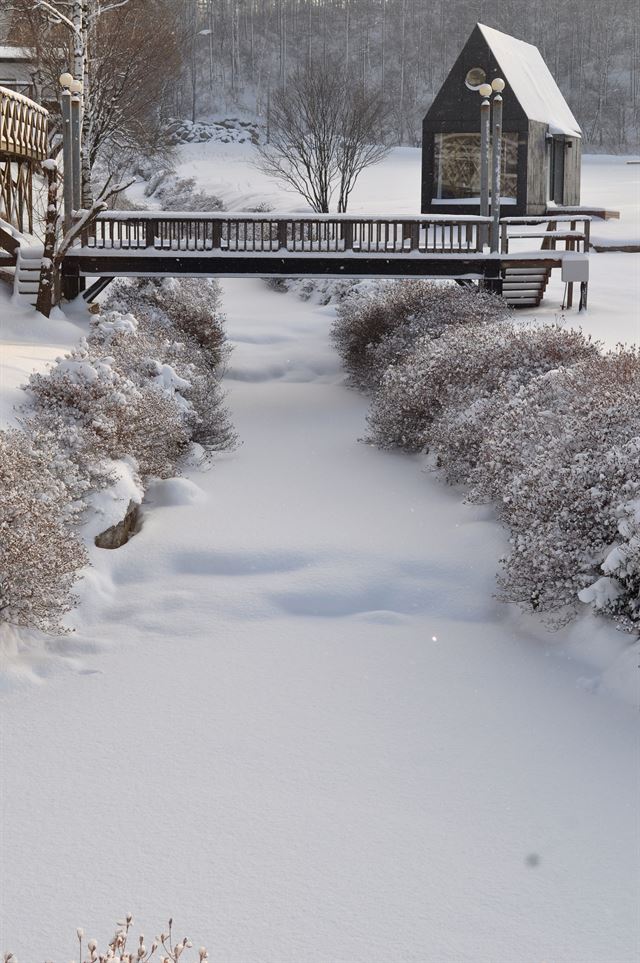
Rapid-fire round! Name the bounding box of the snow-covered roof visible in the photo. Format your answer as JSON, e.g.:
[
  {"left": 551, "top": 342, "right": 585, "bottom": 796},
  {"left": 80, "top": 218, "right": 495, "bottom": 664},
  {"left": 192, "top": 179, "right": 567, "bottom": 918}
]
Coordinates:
[
  {"left": 0, "top": 45, "right": 32, "bottom": 62},
  {"left": 478, "top": 24, "right": 581, "bottom": 138}
]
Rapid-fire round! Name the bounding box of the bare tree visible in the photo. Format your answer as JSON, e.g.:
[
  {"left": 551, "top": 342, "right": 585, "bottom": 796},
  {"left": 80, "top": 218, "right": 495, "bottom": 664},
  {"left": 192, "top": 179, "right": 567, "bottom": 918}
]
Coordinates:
[
  {"left": 338, "top": 86, "right": 390, "bottom": 212},
  {"left": 11, "top": 0, "right": 183, "bottom": 187},
  {"left": 256, "top": 60, "right": 389, "bottom": 213}
]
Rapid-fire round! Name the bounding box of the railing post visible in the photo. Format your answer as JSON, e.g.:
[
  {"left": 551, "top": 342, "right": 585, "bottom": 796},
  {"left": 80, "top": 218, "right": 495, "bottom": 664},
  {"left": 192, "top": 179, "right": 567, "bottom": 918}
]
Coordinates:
[
  {"left": 501, "top": 221, "right": 509, "bottom": 254},
  {"left": 342, "top": 220, "right": 353, "bottom": 251},
  {"left": 278, "top": 219, "right": 288, "bottom": 250},
  {"left": 212, "top": 219, "right": 222, "bottom": 249},
  {"left": 145, "top": 218, "right": 156, "bottom": 249}
]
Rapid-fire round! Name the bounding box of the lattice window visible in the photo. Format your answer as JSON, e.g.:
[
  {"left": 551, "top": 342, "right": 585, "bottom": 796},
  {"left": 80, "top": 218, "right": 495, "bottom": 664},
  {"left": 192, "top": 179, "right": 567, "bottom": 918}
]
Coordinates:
[{"left": 433, "top": 132, "right": 519, "bottom": 200}]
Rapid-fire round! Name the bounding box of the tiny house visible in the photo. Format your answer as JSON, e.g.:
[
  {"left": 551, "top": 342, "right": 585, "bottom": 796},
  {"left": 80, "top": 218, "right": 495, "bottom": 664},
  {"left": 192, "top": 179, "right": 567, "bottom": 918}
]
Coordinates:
[{"left": 422, "top": 24, "right": 582, "bottom": 217}]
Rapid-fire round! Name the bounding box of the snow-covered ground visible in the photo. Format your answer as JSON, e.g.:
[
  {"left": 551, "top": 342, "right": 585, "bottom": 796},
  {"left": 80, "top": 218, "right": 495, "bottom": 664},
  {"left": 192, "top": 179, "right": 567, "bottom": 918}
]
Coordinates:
[{"left": 1, "top": 149, "right": 639, "bottom": 962}]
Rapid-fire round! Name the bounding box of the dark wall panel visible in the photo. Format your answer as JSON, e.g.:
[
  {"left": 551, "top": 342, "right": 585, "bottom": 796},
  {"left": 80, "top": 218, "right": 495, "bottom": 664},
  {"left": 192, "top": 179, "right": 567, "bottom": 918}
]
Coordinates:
[{"left": 526, "top": 121, "right": 549, "bottom": 214}]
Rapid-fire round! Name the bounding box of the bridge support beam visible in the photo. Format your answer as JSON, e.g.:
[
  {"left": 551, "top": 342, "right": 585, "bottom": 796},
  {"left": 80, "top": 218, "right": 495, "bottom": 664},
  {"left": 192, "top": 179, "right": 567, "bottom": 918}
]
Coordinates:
[
  {"left": 482, "top": 262, "right": 504, "bottom": 297},
  {"left": 62, "top": 261, "right": 81, "bottom": 301}
]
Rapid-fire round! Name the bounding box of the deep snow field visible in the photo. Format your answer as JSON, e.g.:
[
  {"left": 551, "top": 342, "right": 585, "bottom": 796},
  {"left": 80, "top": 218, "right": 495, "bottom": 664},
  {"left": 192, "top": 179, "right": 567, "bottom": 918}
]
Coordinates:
[{"left": 1, "top": 147, "right": 639, "bottom": 962}]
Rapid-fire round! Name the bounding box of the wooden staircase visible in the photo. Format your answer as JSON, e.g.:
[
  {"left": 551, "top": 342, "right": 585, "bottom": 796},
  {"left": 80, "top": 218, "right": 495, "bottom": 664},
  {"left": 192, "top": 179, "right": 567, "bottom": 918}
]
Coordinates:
[
  {"left": 501, "top": 265, "right": 551, "bottom": 308},
  {"left": 0, "top": 220, "right": 42, "bottom": 306}
]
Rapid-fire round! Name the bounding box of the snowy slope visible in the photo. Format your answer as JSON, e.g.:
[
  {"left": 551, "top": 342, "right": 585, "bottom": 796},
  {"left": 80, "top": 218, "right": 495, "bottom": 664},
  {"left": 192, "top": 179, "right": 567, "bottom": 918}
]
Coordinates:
[
  {"left": 1, "top": 151, "right": 639, "bottom": 962},
  {"left": 0, "top": 289, "right": 85, "bottom": 427}
]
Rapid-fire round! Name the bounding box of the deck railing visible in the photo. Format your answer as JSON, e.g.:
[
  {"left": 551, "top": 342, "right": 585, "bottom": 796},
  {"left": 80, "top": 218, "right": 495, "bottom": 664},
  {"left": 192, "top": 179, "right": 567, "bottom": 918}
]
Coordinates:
[
  {"left": 86, "top": 212, "right": 491, "bottom": 256},
  {"left": 499, "top": 216, "right": 591, "bottom": 254},
  {"left": 0, "top": 85, "right": 49, "bottom": 162}
]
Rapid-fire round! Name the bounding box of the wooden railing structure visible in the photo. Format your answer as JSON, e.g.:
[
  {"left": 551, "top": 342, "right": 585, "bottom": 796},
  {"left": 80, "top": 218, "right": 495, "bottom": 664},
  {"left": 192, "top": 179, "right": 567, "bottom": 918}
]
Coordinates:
[
  {"left": 84, "top": 212, "right": 489, "bottom": 256},
  {"left": 500, "top": 216, "right": 591, "bottom": 254},
  {"left": 62, "top": 210, "right": 591, "bottom": 309},
  {"left": 0, "top": 85, "right": 49, "bottom": 234}
]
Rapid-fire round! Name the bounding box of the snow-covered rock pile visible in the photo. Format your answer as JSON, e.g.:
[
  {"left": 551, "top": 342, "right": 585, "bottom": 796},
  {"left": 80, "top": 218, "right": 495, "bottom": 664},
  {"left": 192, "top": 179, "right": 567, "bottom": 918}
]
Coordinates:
[
  {"left": 162, "top": 117, "right": 261, "bottom": 146},
  {"left": 335, "top": 281, "right": 640, "bottom": 631}
]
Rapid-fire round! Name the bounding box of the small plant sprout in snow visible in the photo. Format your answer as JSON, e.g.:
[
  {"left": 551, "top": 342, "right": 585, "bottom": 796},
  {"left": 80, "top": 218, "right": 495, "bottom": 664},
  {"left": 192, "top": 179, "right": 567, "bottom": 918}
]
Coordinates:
[{"left": 70, "top": 916, "right": 207, "bottom": 963}]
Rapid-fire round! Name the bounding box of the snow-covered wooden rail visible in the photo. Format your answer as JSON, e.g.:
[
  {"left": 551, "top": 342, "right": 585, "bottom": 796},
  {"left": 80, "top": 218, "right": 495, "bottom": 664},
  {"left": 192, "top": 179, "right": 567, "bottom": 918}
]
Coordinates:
[
  {"left": 63, "top": 211, "right": 591, "bottom": 310},
  {"left": 83, "top": 212, "right": 491, "bottom": 255}
]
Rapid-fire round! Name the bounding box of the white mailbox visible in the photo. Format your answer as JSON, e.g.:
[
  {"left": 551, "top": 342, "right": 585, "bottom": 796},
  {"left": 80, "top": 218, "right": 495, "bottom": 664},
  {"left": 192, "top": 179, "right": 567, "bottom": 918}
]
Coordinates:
[{"left": 562, "top": 256, "right": 589, "bottom": 283}]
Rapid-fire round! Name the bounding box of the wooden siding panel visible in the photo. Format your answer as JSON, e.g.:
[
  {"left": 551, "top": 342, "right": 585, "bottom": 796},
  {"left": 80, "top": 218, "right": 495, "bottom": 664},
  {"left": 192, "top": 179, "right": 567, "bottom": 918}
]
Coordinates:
[
  {"left": 563, "top": 137, "right": 581, "bottom": 206},
  {"left": 526, "top": 121, "right": 549, "bottom": 214}
]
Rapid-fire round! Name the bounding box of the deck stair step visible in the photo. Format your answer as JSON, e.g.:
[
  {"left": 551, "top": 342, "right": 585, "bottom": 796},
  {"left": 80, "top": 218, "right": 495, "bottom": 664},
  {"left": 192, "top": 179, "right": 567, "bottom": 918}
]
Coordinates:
[
  {"left": 14, "top": 246, "right": 43, "bottom": 306},
  {"left": 502, "top": 264, "right": 551, "bottom": 308}
]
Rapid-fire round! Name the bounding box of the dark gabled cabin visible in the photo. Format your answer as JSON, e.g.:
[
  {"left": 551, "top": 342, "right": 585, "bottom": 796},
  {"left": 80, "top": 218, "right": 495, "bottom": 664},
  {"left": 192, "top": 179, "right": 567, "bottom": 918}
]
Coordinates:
[{"left": 422, "top": 23, "right": 582, "bottom": 217}]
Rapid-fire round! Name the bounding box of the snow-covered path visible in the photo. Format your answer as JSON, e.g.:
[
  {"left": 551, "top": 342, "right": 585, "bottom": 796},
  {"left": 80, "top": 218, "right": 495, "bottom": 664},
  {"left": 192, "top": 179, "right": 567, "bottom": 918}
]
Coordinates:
[{"left": 1, "top": 280, "right": 639, "bottom": 962}]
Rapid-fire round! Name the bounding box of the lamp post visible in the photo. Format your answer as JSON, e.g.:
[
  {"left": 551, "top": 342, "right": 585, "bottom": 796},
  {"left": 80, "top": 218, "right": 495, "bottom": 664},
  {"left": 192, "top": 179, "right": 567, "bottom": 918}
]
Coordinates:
[
  {"left": 471, "top": 77, "right": 506, "bottom": 252},
  {"left": 490, "top": 77, "right": 506, "bottom": 252},
  {"left": 478, "top": 82, "right": 492, "bottom": 247},
  {"left": 69, "top": 77, "right": 83, "bottom": 213},
  {"left": 59, "top": 71, "right": 74, "bottom": 233}
]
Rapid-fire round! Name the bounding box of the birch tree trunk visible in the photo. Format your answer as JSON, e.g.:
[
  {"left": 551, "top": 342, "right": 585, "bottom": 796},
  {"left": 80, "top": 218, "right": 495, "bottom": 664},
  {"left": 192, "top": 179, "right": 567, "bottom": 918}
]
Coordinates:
[{"left": 36, "top": 163, "right": 59, "bottom": 318}]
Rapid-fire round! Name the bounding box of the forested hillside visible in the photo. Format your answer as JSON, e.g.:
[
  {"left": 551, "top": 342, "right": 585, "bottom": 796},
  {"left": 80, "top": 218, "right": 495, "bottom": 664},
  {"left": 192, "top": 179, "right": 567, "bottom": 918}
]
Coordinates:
[
  {"left": 6, "top": 0, "right": 640, "bottom": 152},
  {"left": 180, "top": 0, "right": 639, "bottom": 150}
]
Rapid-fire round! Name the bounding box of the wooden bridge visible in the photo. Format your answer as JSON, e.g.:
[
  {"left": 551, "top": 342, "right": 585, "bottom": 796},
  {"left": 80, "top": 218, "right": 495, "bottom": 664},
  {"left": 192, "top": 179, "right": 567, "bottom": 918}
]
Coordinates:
[
  {"left": 63, "top": 211, "right": 591, "bottom": 309},
  {"left": 0, "top": 86, "right": 590, "bottom": 310}
]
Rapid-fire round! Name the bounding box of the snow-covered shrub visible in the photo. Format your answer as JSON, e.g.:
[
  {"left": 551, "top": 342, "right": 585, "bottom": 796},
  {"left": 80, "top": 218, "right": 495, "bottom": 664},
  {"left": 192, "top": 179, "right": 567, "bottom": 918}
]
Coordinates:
[
  {"left": 101, "top": 281, "right": 236, "bottom": 451},
  {"left": 153, "top": 174, "right": 225, "bottom": 213},
  {"left": 0, "top": 429, "right": 88, "bottom": 633},
  {"left": 89, "top": 308, "right": 236, "bottom": 452},
  {"left": 27, "top": 347, "right": 192, "bottom": 481},
  {"left": 579, "top": 493, "right": 640, "bottom": 628},
  {"left": 368, "top": 322, "right": 598, "bottom": 465},
  {"left": 332, "top": 280, "right": 511, "bottom": 391},
  {"left": 105, "top": 277, "right": 227, "bottom": 365},
  {"left": 468, "top": 349, "right": 640, "bottom": 621},
  {"left": 246, "top": 201, "right": 274, "bottom": 213},
  {"left": 266, "top": 276, "right": 362, "bottom": 305}
]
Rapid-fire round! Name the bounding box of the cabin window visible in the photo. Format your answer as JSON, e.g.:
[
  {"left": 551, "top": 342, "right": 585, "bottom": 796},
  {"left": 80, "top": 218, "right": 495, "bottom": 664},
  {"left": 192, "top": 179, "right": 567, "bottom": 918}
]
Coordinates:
[
  {"left": 465, "top": 67, "right": 487, "bottom": 90},
  {"left": 433, "top": 132, "right": 519, "bottom": 201}
]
